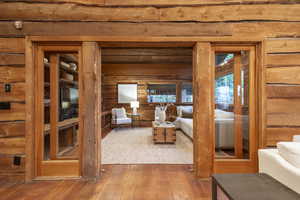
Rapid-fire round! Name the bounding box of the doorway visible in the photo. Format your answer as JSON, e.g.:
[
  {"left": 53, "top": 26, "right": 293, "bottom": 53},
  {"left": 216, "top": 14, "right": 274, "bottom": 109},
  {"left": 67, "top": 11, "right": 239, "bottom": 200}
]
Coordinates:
[
  {"left": 100, "top": 46, "right": 194, "bottom": 165},
  {"left": 27, "top": 39, "right": 259, "bottom": 181}
]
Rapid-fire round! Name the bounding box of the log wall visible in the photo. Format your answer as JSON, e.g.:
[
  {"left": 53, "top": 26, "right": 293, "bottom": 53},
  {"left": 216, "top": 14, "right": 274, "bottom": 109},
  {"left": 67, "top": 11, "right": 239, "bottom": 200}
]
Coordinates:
[
  {"left": 0, "top": 38, "right": 26, "bottom": 181},
  {"left": 102, "top": 62, "right": 192, "bottom": 126},
  {"left": 0, "top": 0, "right": 299, "bottom": 181},
  {"left": 265, "top": 38, "right": 300, "bottom": 146}
]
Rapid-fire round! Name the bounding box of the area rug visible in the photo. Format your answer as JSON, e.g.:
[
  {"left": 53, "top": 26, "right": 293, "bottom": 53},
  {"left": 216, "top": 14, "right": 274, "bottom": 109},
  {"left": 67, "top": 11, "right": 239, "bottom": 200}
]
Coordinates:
[{"left": 101, "top": 128, "right": 193, "bottom": 164}]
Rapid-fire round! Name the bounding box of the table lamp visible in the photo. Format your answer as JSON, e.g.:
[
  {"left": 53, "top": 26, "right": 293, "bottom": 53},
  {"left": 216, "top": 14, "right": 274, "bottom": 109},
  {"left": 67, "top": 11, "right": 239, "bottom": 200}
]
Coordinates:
[{"left": 130, "top": 101, "right": 139, "bottom": 115}]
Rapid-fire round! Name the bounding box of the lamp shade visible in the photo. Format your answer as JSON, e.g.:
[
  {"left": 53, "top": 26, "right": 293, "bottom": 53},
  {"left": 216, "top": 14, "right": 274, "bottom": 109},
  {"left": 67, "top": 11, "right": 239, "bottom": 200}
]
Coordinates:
[{"left": 130, "top": 101, "right": 139, "bottom": 108}]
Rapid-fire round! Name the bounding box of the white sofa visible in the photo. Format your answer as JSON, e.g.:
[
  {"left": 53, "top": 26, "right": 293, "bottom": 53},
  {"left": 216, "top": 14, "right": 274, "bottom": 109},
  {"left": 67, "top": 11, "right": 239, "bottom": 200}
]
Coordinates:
[{"left": 259, "top": 136, "right": 300, "bottom": 194}]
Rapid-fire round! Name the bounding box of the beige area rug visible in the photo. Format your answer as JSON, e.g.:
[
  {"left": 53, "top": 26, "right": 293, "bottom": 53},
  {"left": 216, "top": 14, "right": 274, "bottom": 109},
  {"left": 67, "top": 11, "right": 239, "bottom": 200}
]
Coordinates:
[{"left": 101, "top": 128, "right": 193, "bottom": 164}]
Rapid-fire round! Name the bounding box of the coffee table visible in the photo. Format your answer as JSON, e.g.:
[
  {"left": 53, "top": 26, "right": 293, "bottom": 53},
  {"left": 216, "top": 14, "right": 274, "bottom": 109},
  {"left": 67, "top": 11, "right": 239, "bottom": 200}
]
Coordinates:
[
  {"left": 152, "top": 121, "right": 176, "bottom": 144},
  {"left": 212, "top": 173, "right": 300, "bottom": 200}
]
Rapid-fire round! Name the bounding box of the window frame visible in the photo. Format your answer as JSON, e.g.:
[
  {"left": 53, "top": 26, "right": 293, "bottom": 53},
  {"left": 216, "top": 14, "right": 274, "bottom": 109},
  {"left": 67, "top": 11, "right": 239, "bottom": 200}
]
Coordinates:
[
  {"left": 147, "top": 82, "right": 177, "bottom": 104},
  {"left": 181, "top": 81, "right": 193, "bottom": 104}
]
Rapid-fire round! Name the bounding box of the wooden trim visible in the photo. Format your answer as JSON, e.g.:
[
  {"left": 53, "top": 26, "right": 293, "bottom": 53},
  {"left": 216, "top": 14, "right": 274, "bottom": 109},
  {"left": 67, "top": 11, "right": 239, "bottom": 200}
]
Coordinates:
[
  {"left": 176, "top": 82, "right": 181, "bottom": 104},
  {"left": 25, "top": 37, "right": 35, "bottom": 182},
  {"left": 233, "top": 53, "right": 243, "bottom": 158},
  {"left": 35, "top": 46, "right": 45, "bottom": 177},
  {"left": 193, "top": 42, "right": 213, "bottom": 178},
  {"left": 39, "top": 160, "right": 79, "bottom": 177},
  {"left": 28, "top": 36, "right": 263, "bottom": 43},
  {"left": 249, "top": 46, "right": 258, "bottom": 171},
  {"left": 49, "top": 54, "right": 59, "bottom": 160},
  {"left": 4, "top": 0, "right": 293, "bottom": 6},
  {"left": 258, "top": 41, "right": 266, "bottom": 148}
]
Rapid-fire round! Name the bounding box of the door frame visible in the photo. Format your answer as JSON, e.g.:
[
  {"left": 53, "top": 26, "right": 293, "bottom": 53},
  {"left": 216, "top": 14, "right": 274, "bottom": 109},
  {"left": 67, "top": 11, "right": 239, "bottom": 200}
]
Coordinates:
[
  {"left": 25, "top": 36, "right": 264, "bottom": 182},
  {"left": 35, "top": 45, "right": 82, "bottom": 178},
  {"left": 212, "top": 45, "right": 258, "bottom": 173}
]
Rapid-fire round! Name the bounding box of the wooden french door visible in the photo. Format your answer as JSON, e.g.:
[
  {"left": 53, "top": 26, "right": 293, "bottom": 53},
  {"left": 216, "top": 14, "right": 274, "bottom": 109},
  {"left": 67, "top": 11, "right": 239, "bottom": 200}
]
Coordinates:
[
  {"left": 35, "top": 45, "right": 82, "bottom": 177},
  {"left": 212, "top": 45, "right": 258, "bottom": 173}
]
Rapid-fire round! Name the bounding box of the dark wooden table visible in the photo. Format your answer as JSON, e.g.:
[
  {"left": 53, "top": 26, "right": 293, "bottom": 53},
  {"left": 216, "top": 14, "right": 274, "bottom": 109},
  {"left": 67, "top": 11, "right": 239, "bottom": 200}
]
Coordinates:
[
  {"left": 128, "top": 113, "right": 141, "bottom": 127},
  {"left": 212, "top": 173, "right": 300, "bottom": 200}
]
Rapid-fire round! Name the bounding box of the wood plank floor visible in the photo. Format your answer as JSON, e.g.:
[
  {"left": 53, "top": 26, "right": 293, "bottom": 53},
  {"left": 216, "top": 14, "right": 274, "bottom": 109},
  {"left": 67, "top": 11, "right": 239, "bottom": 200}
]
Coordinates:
[{"left": 0, "top": 165, "right": 211, "bottom": 200}]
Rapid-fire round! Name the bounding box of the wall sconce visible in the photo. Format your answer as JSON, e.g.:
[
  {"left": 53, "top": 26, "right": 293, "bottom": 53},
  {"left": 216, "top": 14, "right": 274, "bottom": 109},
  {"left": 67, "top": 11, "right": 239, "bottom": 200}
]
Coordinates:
[{"left": 14, "top": 21, "right": 23, "bottom": 30}]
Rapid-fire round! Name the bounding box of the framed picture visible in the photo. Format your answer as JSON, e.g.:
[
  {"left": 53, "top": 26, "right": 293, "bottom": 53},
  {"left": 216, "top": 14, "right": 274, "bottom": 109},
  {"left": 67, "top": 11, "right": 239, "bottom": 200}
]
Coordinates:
[{"left": 118, "top": 83, "right": 138, "bottom": 103}]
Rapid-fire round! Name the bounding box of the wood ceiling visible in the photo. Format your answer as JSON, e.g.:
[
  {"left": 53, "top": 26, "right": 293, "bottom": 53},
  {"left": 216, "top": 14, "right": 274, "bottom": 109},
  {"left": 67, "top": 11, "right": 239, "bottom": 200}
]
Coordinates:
[{"left": 101, "top": 47, "right": 193, "bottom": 64}]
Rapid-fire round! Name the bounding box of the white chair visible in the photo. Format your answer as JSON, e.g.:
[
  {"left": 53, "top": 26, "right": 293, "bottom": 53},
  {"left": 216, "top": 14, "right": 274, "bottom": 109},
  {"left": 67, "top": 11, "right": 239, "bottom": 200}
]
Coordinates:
[{"left": 111, "top": 107, "right": 132, "bottom": 128}]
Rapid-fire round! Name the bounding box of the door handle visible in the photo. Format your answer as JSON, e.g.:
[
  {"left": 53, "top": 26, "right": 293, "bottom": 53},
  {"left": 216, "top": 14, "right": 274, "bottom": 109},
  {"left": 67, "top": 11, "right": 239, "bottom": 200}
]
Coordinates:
[{"left": 237, "top": 85, "right": 241, "bottom": 97}]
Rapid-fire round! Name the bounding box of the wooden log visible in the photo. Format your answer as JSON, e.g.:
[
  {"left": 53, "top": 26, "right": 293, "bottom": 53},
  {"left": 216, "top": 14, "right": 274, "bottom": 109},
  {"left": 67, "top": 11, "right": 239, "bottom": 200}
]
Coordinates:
[
  {"left": 0, "top": 22, "right": 232, "bottom": 37},
  {"left": 266, "top": 127, "right": 300, "bottom": 146},
  {"left": 232, "top": 22, "right": 300, "bottom": 38},
  {"left": 160, "top": 4, "right": 300, "bottom": 22},
  {"left": 267, "top": 99, "right": 300, "bottom": 114},
  {"left": 1, "top": 21, "right": 300, "bottom": 38},
  {"left": 266, "top": 54, "right": 300, "bottom": 67},
  {"left": 267, "top": 114, "right": 300, "bottom": 126},
  {"left": 102, "top": 63, "right": 192, "bottom": 76},
  {"left": 1, "top": 3, "right": 300, "bottom": 22},
  {"left": 0, "top": 2, "right": 160, "bottom": 22},
  {"left": 0, "top": 54, "right": 24, "bottom": 66},
  {"left": 82, "top": 42, "right": 101, "bottom": 179},
  {"left": 0, "top": 82, "right": 25, "bottom": 102},
  {"left": 0, "top": 103, "right": 25, "bottom": 121},
  {"left": 0, "top": 38, "right": 24, "bottom": 53},
  {"left": 266, "top": 67, "right": 300, "bottom": 84},
  {"left": 193, "top": 42, "right": 213, "bottom": 178},
  {"left": 105, "top": 0, "right": 294, "bottom": 6},
  {"left": 0, "top": 137, "right": 25, "bottom": 155},
  {"left": 102, "top": 48, "right": 192, "bottom": 56},
  {"left": 102, "top": 55, "right": 192, "bottom": 64},
  {"left": 265, "top": 39, "right": 300, "bottom": 53},
  {"left": 0, "top": 122, "right": 25, "bottom": 138},
  {"left": 103, "top": 75, "right": 192, "bottom": 85},
  {"left": 267, "top": 98, "right": 300, "bottom": 126},
  {"left": 36, "top": 0, "right": 105, "bottom": 5},
  {"left": 0, "top": 155, "right": 25, "bottom": 172},
  {"left": 0, "top": 67, "right": 25, "bottom": 83},
  {"left": 0, "top": 174, "right": 25, "bottom": 182},
  {"left": 18, "top": 0, "right": 291, "bottom": 6},
  {"left": 267, "top": 84, "right": 300, "bottom": 98}
]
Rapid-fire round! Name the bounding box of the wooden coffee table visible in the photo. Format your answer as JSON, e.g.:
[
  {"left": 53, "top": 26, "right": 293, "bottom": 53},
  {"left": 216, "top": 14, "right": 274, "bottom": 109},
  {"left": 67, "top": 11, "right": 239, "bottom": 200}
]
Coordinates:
[
  {"left": 212, "top": 173, "right": 300, "bottom": 200},
  {"left": 152, "top": 121, "right": 176, "bottom": 144}
]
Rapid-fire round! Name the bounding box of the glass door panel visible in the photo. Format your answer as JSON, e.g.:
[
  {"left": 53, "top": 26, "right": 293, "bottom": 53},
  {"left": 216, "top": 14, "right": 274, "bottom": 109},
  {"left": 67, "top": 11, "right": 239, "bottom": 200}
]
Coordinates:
[
  {"left": 43, "top": 53, "right": 51, "bottom": 160},
  {"left": 214, "top": 50, "right": 251, "bottom": 160},
  {"left": 57, "top": 53, "right": 79, "bottom": 159},
  {"left": 37, "top": 46, "right": 81, "bottom": 177}
]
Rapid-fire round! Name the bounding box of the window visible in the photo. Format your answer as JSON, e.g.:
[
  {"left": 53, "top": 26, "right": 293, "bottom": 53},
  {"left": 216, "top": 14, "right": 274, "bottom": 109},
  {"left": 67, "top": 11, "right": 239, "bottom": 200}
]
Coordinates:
[
  {"left": 181, "top": 83, "right": 193, "bottom": 103},
  {"left": 147, "top": 84, "right": 176, "bottom": 103},
  {"left": 215, "top": 73, "right": 234, "bottom": 105}
]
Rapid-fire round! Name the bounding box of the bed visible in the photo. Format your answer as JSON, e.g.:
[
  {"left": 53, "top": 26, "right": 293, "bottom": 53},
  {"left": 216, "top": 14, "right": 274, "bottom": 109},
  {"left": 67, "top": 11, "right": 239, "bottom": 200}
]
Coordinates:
[{"left": 175, "top": 106, "right": 243, "bottom": 149}]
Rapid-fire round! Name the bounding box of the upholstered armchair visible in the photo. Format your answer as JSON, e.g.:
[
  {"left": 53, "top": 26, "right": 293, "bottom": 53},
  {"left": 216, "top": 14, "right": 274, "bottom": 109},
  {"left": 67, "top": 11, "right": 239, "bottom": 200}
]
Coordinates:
[{"left": 111, "top": 107, "right": 132, "bottom": 128}]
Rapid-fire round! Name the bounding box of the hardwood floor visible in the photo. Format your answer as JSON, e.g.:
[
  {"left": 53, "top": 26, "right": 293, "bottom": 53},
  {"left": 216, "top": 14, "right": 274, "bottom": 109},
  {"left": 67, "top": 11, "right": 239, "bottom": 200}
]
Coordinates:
[{"left": 0, "top": 165, "right": 211, "bottom": 200}]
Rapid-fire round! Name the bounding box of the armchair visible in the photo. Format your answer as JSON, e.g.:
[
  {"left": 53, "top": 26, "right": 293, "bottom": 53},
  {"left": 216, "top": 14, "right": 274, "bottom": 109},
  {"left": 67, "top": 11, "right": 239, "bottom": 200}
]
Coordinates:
[{"left": 111, "top": 107, "right": 132, "bottom": 128}]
